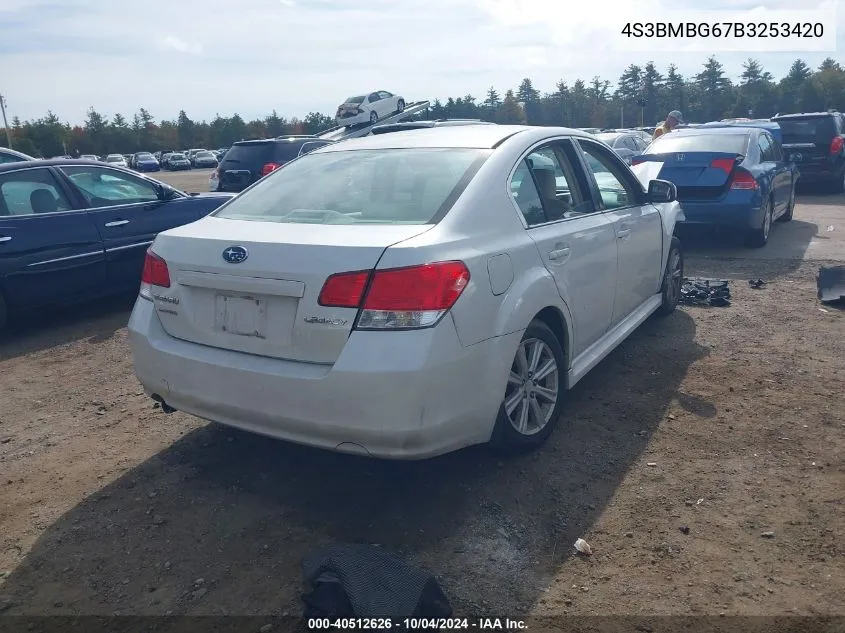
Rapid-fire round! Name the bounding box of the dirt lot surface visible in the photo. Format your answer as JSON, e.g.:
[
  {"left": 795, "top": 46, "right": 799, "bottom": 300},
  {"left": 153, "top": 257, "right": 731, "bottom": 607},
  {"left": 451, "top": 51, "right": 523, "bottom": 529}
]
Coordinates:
[
  {"left": 160, "top": 168, "right": 215, "bottom": 194},
  {"left": 0, "top": 195, "right": 843, "bottom": 618}
]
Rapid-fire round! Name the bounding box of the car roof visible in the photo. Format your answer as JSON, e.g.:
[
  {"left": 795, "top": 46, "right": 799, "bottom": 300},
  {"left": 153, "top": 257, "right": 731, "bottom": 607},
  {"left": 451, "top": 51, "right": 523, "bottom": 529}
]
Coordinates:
[
  {"left": 656, "top": 127, "right": 756, "bottom": 138},
  {"left": 0, "top": 158, "right": 135, "bottom": 173},
  {"left": 772, "top": 112, "right": 837, "bottom": 119},
  {"left": 317, "top": 125, "right": 596, "bottom": 150}
]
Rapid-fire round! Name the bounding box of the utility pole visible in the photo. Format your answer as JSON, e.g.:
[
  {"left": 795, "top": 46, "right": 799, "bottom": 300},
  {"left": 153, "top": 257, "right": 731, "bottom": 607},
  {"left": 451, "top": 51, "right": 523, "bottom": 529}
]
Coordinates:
[{"left": 0, "top": 94, "right": 12, "bottom": 149}]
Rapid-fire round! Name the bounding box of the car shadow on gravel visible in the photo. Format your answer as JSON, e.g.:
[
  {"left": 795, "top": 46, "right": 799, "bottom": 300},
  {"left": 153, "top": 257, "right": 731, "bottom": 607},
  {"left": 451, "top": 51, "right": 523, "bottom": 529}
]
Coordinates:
[
  {"left": 678, "top": 219, "right": 817, "bottom": 275},
  {"left": 0, "top": 311, "right": 706, "bottom": 616},
  {"left": 0, "top": 297, "right": 133, "bottom": 362}
]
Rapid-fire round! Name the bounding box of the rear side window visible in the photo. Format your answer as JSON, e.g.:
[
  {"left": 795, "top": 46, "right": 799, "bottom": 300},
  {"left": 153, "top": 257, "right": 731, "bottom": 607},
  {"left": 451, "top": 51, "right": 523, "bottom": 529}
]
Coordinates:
[
  {"left": 213, "top": 148, "right": 490, "bottom": 225},
  {"left": 647, "top": 133, "right": 749, "bottom": 155},
  {"left": 273, "top": 143, "right": 308, "bottom": 162},
  {"left": 0, "top": 168, "right": 73, "bottom": 216},
  {"left": 776, "top": 117, "right": 836, "bottom": 143}
]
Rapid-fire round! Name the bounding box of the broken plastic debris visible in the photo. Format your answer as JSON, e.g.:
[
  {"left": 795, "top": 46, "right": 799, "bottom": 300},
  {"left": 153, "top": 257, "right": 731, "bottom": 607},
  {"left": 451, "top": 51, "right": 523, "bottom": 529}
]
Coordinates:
[
  {"left": 646, "top": 462, "right": 658, "bottom": 467},
  {"left": 574, "top": 538, "right": 593, "bottom": 555},
  {"left": 696, "top": 498, "right": 704, "bottom": 505}
]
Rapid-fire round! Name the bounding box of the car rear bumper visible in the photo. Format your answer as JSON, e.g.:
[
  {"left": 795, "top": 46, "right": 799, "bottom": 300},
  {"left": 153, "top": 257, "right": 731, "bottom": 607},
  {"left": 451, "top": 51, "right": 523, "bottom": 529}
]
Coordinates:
[
  {"left": 127, "top": 298, "right": 516, "bottom": 459},
  {"left": 336, "top": 112, "right": 368, "bottom": 126},
  {"left": 677, "top": 197, "right": 762, "bottom": 229}
]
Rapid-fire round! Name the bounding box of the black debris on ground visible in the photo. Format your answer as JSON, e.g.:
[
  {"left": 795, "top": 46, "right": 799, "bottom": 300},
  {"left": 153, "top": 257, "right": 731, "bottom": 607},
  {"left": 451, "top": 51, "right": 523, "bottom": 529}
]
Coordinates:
[
  {"left": 748, "top": 278, "right": 766, "bottom": 289},
  {"left": 818, "top": 265, "right": 845, "bottom": 304},
  {"left": 679, "top": 278, "right": 731, "bottom": 307}
]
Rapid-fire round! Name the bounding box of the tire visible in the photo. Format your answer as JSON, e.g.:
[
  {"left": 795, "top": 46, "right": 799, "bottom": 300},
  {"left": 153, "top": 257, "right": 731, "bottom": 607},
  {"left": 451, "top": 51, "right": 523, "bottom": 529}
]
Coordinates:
[
  {"left": 490, "top": 319, "right": 566, "bottom": 454},
  {"left": 656, "top": 236, "right": 683, "bottom": 316},
  {"left": 397, "top": 99, "right": 405, "bottom": 113},
  {"left": 369, "top": 111, "right": 378, "bottom": 124},
  {"left": 778, "top": 185, "right": 795, "bottom": 222},
  {"left": 0, "top": 292, "right": 7, "bottom": 333},
  {"left": 747, "top": 197, "right": 773, "bottom": 248},
  {"left": 833, "top": 168, "right": 845, "bottom": 194}
]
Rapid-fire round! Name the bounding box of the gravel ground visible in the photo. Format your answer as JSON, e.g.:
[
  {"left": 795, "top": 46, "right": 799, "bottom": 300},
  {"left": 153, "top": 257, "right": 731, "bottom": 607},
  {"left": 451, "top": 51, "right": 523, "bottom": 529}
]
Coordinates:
[{"left": 0, "top": 196, "right": 842, "bottom": 618}]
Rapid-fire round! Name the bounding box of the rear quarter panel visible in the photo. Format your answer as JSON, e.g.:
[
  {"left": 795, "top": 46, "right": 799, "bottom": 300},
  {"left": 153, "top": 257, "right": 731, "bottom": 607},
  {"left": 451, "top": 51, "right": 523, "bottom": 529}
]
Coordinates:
[{"left": 375, "top": 144, "right": 575, "bottom": 362}]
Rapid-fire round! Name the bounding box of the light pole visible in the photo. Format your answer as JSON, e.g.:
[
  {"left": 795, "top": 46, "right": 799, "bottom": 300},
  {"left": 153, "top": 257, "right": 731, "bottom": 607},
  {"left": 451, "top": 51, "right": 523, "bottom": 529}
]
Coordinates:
[{"left": 0, "top": 94, "right": 12, "bottom": 149}]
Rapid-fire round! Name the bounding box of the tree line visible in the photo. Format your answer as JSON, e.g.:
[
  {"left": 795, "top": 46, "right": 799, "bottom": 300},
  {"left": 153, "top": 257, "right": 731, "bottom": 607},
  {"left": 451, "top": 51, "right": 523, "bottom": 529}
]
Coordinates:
[{"left": 5, "top": 55, "right": 845, "bottom": 158}]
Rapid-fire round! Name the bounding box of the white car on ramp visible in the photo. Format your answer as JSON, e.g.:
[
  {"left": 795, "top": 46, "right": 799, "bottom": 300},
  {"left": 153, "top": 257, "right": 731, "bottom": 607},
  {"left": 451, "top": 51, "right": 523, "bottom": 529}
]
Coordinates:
[
  {"left": 335, "top": 91, "right": 406, "bottom": 126},
  {"left": 128, "top": 125, "right": 684, "bottom": 460}
]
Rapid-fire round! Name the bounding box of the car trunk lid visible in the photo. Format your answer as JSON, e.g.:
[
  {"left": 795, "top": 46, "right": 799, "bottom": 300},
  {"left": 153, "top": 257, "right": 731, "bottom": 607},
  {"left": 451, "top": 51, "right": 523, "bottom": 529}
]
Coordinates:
[
  {"left": 632, "top": 151, "right": 743, "bottom": 201},
  {"left": 149, "top": 217, "right": 432, "bottom": 364}
]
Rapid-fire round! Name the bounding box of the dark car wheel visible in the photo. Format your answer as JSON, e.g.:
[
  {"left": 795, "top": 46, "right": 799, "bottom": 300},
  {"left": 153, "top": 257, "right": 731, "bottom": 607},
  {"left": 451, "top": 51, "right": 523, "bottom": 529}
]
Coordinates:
[
  {"left": 397, "top": 99, "right": 405, "bottom": 113},
  {"left": 490, "top": 319, "right": 566, "bottom": 454},
  {"left": 0, "top": 292, "right": 7, "bottom": 332},
  {"left": 778, "top": 185, "right": 795, "bottom": 222},
  {"left": 747, "top": 197, "right": 773, "bottom": 248},
  {"left": 833, "top": 168, "right": 845, "bottom": 194},
  {"left": 656, "top": 236, "right": 683, "bottom": 316},
  {"left": 370, "top": 111, "right": 378, "bottom": 124}
]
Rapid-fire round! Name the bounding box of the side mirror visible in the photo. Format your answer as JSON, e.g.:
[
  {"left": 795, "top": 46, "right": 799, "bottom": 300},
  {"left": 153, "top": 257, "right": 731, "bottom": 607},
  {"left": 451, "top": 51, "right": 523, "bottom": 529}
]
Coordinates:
[
  {"left": 647, "top": 179, "right": 677, "bottom": 203},
  {"left": 153, "top": 182, "right": 174, "bottom": 201}
]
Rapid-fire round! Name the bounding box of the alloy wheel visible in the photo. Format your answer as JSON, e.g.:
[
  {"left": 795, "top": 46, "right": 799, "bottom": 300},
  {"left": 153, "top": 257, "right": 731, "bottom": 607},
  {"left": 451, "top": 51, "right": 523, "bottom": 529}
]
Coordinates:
[{"left": 504, "top": 338, "right": 559, "bottom": 436}]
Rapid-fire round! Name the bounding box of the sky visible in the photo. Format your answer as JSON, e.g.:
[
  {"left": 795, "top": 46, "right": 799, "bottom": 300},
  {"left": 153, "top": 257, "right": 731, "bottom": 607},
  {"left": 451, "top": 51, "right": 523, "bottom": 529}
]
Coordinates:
[{"left": 0, "top": 0, "right": 841, "bottom": 125}]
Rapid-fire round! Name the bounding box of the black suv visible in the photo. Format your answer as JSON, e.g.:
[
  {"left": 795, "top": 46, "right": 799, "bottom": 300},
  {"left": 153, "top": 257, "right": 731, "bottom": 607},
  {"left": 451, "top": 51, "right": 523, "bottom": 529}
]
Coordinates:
[
  {"left": 213, "top": 136, "right": 334, "bottom": 192},
  {"left": 771, "top": 111, "right": 845, "bottom": 191}
]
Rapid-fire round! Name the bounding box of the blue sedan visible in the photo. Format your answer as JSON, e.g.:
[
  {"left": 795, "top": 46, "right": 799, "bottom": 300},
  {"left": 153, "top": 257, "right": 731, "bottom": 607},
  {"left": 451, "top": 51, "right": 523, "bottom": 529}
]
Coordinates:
[
  {"left": 633, "top": 126, "right": 798, "bottom": 247},
  {"left": 0, "top": 159, "right": 234, "bottom": 329}
]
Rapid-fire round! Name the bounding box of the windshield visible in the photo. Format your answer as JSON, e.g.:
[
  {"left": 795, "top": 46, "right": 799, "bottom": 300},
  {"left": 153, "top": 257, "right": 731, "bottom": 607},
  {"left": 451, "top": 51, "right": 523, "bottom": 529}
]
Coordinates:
[
  {"left": 776, "top": 117, "right": 836, "bottom": 143},
  {"left": 595, "top": 133, "right": 621, "bottom": 144},
  {"left": 344, "top": 96, "right": 366, "bottom": 104},
  {"left": 137, "top": 153, "right": 154, "bottom": 160},
  {"left": 106, "top": 155, "right": 123, "bottom": 161},
  {"left": 171, "top": 153, "right": 186, "bottom": 159},
  {"left": 646, "top": 133, "right": 748, "bottom": 155},
  {"left": 213, "top": 148, "right": 490, "bottom": 225},
  {"left": 197, "top": 152, "right": 214, "bottom": 158}
]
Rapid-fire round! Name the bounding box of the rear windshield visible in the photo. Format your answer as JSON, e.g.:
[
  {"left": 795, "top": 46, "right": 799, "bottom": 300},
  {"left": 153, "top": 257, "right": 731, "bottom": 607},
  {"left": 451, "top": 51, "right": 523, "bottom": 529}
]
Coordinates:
[
  {"left": 137, "top": 153, "right": 153, "bottom": 159},
  {"left": 171, "top": 153, "right": 186, "bottom": 159},
  {"left": 106, "top": 155, "right": 122, "bottom": 161},
  {"left": 222, "top": 142, "right": 302, "bottom": 167},
  {"left": 213, "top": 148, "right": 490, "bottom": 225},
  {"left": 345, "top": 96, "right": 366, "bottom": 104},
  {"left": 776, "top": 117, "right": 836, "bottom": 143},
  {"left": 646, "top": 133, "right": 748, "bottom": 155}
]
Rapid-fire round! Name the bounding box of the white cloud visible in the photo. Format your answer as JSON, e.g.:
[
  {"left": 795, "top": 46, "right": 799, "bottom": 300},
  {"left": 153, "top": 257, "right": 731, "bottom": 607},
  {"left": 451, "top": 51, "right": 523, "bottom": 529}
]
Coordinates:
[
  {"left": 160, "top": 36, "right": 202, "bottom": 55},
  {"left": 0, "top": 0, "right": 842, "bottom": 123}
]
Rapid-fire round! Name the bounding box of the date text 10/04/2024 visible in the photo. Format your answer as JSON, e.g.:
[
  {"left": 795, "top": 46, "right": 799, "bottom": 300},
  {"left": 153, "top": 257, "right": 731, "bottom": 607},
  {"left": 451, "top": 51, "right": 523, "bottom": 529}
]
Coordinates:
[
  {"left": 620, "top": 22, "right": 824, "bottom": 38},
  {"left": 306, "top": 618, "right": 528, "bottom": 630}
]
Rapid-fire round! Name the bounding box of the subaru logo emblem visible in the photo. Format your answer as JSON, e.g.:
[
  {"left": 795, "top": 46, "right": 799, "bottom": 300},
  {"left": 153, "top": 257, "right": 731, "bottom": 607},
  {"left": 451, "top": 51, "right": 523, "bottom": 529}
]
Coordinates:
[{"left": 222, "top": 246, "right": 248, "bottom": 264}]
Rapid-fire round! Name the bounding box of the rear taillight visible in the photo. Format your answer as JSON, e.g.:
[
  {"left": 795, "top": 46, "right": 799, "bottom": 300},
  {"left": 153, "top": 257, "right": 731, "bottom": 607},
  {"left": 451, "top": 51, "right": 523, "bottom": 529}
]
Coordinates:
[
  {"left": 139, "top": 249, "right": 170, "bottom": 299},
  {"left": 319, "top": 271, "right": 370, "bottom": 308},
  {"left": 631, "top": 157, "right": 645, "bottom": 166},
  {"left": 710, "top": 158, "right": 735, "bottom": 173},
  {"left": 730, "top": 169, "right": 758, "bottom": 190},
  {"left": 261, "top": 162, "right": 282, "bottom": 176},
  {"left": 830, "top": 137, "right": 844, "bottom": 154},
  {"left": 317, "top": 261, "right": 470, "bottom": 330}
]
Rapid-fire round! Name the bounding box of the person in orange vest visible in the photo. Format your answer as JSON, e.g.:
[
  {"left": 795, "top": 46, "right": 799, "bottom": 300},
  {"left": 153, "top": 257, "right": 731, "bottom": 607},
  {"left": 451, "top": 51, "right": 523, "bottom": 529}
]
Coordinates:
[{"left": 652, "top": 111, "right": 684, "bottom": 140}]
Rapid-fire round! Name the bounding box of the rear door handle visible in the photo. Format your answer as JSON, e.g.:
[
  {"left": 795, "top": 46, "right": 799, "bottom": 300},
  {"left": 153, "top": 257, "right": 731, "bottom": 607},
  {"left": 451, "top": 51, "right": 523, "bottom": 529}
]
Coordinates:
[
  {"left": 0, "top": 236, "right": 11, "bottom": 242},
  {"left": 617, "top": 226, "right": 632, "bottom": 238},
  {"left": 104, "top": 220, "right": 129, "bottom": 227},
  {"left": 548, "top": 246, "right": 571, "bottom": 261}
]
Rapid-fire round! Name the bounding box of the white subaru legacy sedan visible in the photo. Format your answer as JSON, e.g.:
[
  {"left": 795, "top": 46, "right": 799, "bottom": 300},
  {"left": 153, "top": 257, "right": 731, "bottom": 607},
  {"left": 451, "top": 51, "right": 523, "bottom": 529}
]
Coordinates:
[{"left": 128, "top": 125, "right": 684, "bottom": 460}]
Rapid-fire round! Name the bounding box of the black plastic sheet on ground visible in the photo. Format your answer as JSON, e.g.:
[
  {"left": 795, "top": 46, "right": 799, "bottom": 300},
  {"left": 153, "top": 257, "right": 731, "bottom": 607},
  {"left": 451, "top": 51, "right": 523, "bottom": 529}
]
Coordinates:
[{"left": 679, "top": 278, "right": 731, "bottom": 307}]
